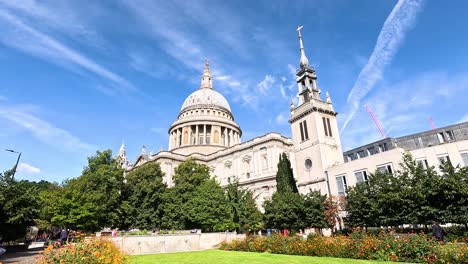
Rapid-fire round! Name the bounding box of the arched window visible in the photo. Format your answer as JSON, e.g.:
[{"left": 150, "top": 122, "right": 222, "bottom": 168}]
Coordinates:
[
  {"left": 183, "top": 130, "right": 188, "bottom": 145},
  {"left": 214, "top": 130, "right": 219, "bottom": 144}
]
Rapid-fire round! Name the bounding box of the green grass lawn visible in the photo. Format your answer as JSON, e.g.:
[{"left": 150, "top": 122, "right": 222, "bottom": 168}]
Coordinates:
[{"left": 130, "top": 250, "right": 392, "bottom": 264}]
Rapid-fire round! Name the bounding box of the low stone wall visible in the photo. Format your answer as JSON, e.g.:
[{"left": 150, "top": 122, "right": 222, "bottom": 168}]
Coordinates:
[{"left": 109, "top": 232, "right": 245, "bottom": 255}]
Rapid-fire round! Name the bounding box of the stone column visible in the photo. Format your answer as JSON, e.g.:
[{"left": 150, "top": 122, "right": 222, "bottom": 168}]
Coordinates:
[
  {"left": 168, "top": 132, "right": 172, "bottom": 150},
  {"left": 223, "top": 127, "right": 227, "bottom": 147},
  {"left": 196, "top": 125, "right": 199, "bottom": 144},
  {"left": 180, "top": 128, "right": 183, "bottom": 146},
  {"left": 176, "top": 129, "right": 180, "bottom": 147},
  {"left": 203, "top": 124, "right": 206, "bottom": 144},
  {"left": 187, "top": 126, "right": 191, "bottom": 145}
]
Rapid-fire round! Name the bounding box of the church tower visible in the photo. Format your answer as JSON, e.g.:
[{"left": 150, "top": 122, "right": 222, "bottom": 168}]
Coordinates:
[
  {"left": 116, "top": 142, "right": 129, "bottom": 169},
  {"left": 289, "top": 26, "right": 344, "bottom": 194}
]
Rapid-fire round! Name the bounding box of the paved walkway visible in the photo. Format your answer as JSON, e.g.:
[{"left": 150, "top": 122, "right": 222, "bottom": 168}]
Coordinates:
[{"left": 0, "top": 247, "right": 43, "bottom": 264}]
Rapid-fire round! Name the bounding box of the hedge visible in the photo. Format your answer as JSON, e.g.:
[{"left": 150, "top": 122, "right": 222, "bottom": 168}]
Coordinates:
[{"left": 220, "top": 230, "right": 468, "bottom": 263}]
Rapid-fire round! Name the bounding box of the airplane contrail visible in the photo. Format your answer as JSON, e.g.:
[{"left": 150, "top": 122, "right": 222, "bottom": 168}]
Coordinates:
[{"left": 341, "top": 0, "right": 425, "bottom": 132}]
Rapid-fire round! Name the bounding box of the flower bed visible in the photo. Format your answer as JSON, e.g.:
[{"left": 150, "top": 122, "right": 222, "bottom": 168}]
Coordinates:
[
  {"left": 37, "top": 238, "right": 128, "bottom": 264},
  {"left": 220, "top": 231, "right": 468, "bottom": 263}
]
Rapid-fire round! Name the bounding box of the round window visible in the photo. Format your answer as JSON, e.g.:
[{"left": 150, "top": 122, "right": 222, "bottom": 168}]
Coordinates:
[{"left": 305, "top": 159, "right": 312, "bottom": 170}]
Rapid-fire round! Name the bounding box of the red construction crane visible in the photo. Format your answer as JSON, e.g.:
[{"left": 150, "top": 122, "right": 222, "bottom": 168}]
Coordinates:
[
  {"left": 364, "top": 104, "right": 386, "bottom": 138},
  {"left": 429, "top": 116, "right": 436, "bottom": 130}
]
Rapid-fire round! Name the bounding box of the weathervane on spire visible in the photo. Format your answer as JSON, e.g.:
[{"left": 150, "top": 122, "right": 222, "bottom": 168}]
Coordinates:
[{"left": 297, "top": 25, "right": 303, "bottom": 36}]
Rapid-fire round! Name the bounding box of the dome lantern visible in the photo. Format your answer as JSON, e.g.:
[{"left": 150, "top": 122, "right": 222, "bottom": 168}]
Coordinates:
[{"left": 200, "top": 59, "right": 213, "bottom": 89}]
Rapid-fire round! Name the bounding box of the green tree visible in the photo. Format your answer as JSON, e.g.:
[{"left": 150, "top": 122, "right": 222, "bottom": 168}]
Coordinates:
[
  {"left": 225, "top": 178, "right": 263, "bottom": 233},
  {"left": 346, "top": 153, "right": 468, "bottom": 228},
  {"left": 264, "top": 154, "right": 304, "bottom": 231},
  {"left": 0, "top": 169, "right": 42, "bottom": 241},
  {"left": 439, "top": 163, "right": 468, "bottom": 226},
  {"left": 160, "top": 159, "right": 213, "bottom": 230},
  {"left": 40, "top": 150, "right": 124, "bottom": 232},
  {"left": 159, "top": 188, "right": 185, "bottom": 230},
  {"left": 275, "top": 153, "right": 298, "bottom": 194},
  {"left": 346, "top": 181, "right": 379, "bottom": 228},
  {"left": 173, "top": 158, "right": 210, "bottom": 193},
  {"left": 263, "top": 191, "right": 305, "bottom": 230},
  {"left": 122, "top": 162, "right": 167, "bottom": 230},
  {"left": 303, "top": 191, "right": 328, "bottom": 230},
  {"left": 185, "top": 179, "right": 232, "bottom": 232}
]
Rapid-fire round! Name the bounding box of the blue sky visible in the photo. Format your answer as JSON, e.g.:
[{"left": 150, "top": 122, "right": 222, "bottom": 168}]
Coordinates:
[{"left": 0, "top": 0, "right": 467, "bottom": 182}]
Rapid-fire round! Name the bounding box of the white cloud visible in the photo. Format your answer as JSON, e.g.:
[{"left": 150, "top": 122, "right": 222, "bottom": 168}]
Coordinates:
[
  {"left": 288, "top": 64, "right": 297, "bottom": 78},
  {"left": 0, "top": 105, "right": 96, "bottom": 153},
  {"left": 341, "top": 0, "right": 425, "bottom": 132},
  {"left": 122, "top": 0, "right": 269, "bottom": 108},
  {"left": 17, "top": 162, "right": 40, "bottom": 174},
  {"left": 279, "top": 84, "right": 288, "bottom": 100},
  {"left": 0, "top": 1, "right": 103, "bottom": 46},
  {"left": 0, "top": 9, "right": 135, "bottom": 93},
  {"left": 128, "top": 51, "right": 172, "bottom": 79},
  {"left": 458, "top": 113, "right": 468, "bottom": 123},
  {"left": 275, "top": 113, "right": 288, "bottom": 125},
  {"left": 257, "top": 75, "right": 275, "bottom": 95},
  {"left": 339, "top": 71, "right": 468, "bottom": 150}
]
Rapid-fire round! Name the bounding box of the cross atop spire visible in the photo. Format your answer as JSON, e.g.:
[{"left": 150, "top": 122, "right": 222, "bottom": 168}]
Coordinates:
[
  {"left": 297, "top": 25, "right": 309, "bottom": 69},
  {"left": 200, "top": 59, "right": 213, "bottom": 89}
]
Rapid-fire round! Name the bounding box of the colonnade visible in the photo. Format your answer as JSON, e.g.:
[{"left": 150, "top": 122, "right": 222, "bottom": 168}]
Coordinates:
[{"left": 169, "top": 124, "right": 240, "bottom": 150}]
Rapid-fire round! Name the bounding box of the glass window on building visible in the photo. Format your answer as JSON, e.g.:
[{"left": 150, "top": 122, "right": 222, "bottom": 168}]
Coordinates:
[
  {"left": 303, "top": 121, "right": 309, "bottom": 140},
  {"left": 354, "top": 170, "right": 368, "bottom": 183},
  {"left": 336, "top": 175, "right": 347, "bottom": 196},
  {"left": 347, "top": 153, "right": 357, "bottom": 161},
  {"left": 461, "top": 152, "right": 468, "bottom": 166},
  {"left": 437, "top": 155, "right": 451, "bottom": 165},
  {"left": 446, "top": 130, "right": 455, "bottom": 141},
  {"left": 323, "top": 117, "right": 329, "bottom": 137},
  {"left": 377, "top": 163, "right": 393, "bottom": 174},
  {"left": 357, "top": 150, "right": 367, "bottom": 158},
  {"left": 377, "top": 145, "right": 383, "bottom": 153},
  {"left": 367, "top": 147, "right": 376, "bottom": 155},
  {"left": 416, "top": 159, "right": 429, "bottom": 169},
  {"left": 437, "top": 132, "right": 446, "bottom": 144}
]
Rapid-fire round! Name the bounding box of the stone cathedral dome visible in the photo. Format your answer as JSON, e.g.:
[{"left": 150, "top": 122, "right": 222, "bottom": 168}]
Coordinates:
[
  {"left": 180, "top": 88, "right": 231, "bottom": 113},
  {"left": 168, "top": 60, "right": 242, "bottom": 156}
]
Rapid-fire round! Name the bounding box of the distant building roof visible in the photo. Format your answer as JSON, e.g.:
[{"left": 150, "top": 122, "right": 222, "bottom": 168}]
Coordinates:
[{"left": 343, "top": 121, "right": 468, "bottom": 162}]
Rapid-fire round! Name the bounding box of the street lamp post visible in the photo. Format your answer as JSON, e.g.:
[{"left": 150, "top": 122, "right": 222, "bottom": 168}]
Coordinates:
[{"left": 5, "top": 149, "right": 21, "bottom": 178}]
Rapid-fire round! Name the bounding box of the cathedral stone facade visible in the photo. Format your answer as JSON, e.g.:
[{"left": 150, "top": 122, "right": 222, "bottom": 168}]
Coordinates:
[{"left": 117, "top": 28, "right": 468, "bottom": 207}]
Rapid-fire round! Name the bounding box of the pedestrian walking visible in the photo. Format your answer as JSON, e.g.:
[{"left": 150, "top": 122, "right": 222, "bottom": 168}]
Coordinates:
[
  {"left": 60, "top": 229, "right": 68, "bottom": 246},
  {"left": 432, "top": 221, "right": 445, "bottom": 242}
]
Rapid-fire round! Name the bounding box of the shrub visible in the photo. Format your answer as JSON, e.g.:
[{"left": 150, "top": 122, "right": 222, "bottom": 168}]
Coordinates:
[
  {"left": 37, "top": 238, "right": 128, "bottom": 264},
  {"left": 221, "top": 231, "right": 468, "bottom": 263}
]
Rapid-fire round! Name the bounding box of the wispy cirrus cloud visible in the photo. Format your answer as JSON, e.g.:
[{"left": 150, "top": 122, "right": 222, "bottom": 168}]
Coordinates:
[
  {"left": 122, "top": 0, "right": 291, "bottom": 109},
  {"left": 0, "top": 8, "right": 135, "bottom": 94},
  {"left": 340, "top": 71, "right": 468, "bottom": 150},
  {"left": 0, "top": 104, "right": 96, "bottom": 153},
  {"left": 0, "top": 0, "right": 103, "bottom": 45},
  {"left": 257, "top": 75, "right": 275, "bottom": 95},
  {"left": 17, "top": 162, "right": 41, "bottom": 174},
  {"left": 458, "top": 113, "right": 468, "bottom": 123},
  {"left": 341, "top": 0, "right": 425, "bottom": 132}
]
